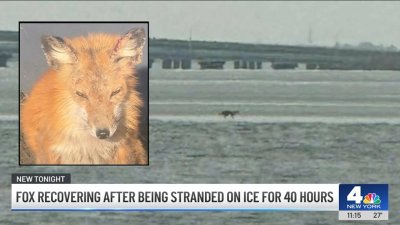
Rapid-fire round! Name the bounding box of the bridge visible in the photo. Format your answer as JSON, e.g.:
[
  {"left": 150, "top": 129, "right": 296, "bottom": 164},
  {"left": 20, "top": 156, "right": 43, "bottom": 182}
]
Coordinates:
[
  {"left": 149, "top": 38, "right": 400, "bottom": 71},
  {"left": 0, "top": 30, "right": 18, "bottom": 67},
  {"left": 1, "top": 30, "right": 399, "bottom": 70}
]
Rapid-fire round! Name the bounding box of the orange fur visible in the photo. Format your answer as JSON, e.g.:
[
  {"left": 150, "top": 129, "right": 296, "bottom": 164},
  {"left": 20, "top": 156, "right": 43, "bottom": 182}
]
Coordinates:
[{"left": 21, "top": 28, "right": 147, "bottom": 165}]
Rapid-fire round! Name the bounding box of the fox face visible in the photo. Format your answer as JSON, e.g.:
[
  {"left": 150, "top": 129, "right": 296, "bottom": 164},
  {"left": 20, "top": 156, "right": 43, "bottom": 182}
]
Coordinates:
[
  {"left": 72, "top": 69, "right": 128, "bottom": 139},
  {"left": 41, "top": 28, "right": 146, "bottom": 140}
]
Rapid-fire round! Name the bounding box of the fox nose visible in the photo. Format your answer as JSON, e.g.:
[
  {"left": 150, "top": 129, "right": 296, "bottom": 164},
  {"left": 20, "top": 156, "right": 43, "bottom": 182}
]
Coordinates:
[{"left": 96, "top": 128, "right": 110, "bottom": 139}]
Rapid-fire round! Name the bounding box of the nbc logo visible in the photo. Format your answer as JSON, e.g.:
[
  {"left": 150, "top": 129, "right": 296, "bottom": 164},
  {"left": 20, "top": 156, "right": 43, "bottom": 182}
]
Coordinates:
[{"left": 363, "top": 193, "right": 381, "bottom": 205}]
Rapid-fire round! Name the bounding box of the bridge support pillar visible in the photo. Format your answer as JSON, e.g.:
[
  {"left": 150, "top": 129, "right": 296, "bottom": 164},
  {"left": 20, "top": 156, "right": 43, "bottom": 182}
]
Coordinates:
[
  {"left": 161, "top": 58, "right": 192, "bottom": 69},
  {"left": 271, "top": 62, "right": 298, "bottom": 70},
  {"left": 181, "top": 59, "right": 191, "bottom": 69},
  {"left": 149, "top": 59, "right": 154, "bottom": 68},
  {"left": 234, "top": 61, "right": 240, "bottom": 69},
  {"left": 241, "top": 61, "right": 248, "bottom": 69},
  {"left": 162, "top": 59, "right": 172, "bottom": 69},
  {"left": 306, "top": 63, "right": 318, "bottom": 70},
  {"left": 198, "top": 60, "right": 225, "bottom": 69},
  {"left": 173, "top": 59, "right": 180, "bottom": 69},
  {"left": 0, "top": 53, "right": 11, "bottom": 67},
  {"left": 249, "top": 61, "right": 255, "bottom": 69},
  {"left": 234, "top": 60, "right": 262, "bottom": 69},
  {"left": 256, "top": 61, "right": 262, "bottom": 69}
]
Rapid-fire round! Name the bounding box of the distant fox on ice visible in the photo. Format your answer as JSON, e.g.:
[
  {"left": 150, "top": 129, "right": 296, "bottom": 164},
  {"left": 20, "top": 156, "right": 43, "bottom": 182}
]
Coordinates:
[
  {"left": 219, "top": 110, "right": 239, "bottom": 118},
  {"left": 21, "top": 27, "right": 148, "bottom": 165}
]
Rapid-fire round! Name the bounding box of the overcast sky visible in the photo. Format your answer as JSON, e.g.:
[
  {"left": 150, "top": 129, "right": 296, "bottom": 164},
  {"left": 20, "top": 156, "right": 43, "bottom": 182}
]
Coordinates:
[{"left": 1, "top": 1, "right": 400, "bottom": 47}]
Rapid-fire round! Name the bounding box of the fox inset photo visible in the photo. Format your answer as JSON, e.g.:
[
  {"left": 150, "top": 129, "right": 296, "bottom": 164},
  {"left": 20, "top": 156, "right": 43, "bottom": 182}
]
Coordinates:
[{"left": 19, "top": 22, "right": 149, "bottom": 165}]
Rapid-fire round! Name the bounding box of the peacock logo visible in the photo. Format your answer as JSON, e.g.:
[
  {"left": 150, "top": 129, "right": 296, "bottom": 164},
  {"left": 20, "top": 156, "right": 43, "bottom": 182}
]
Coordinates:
[{"left": 363, "top": 193, "right": 381, "bottom": 204}]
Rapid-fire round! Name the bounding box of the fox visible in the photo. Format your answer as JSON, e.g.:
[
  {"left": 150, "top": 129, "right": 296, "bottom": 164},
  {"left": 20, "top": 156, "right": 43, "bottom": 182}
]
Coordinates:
[
  {"left": 219, "top": 110, "right": 239, "bottom": 118},
  {"left": 21, "top": 28, "right": 148, "bottom": 165}
]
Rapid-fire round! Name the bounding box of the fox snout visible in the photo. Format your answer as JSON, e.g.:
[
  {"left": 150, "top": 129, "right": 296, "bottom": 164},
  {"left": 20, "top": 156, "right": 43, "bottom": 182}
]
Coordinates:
[
  {"left": 96, "top": 128, "right": 110, "bottom": 139},
  {"left": 85, "top": 109, "right": 121, "bottom": 140},
  {"left": 90, "top": 124, "right": 118, "bottom": 140},
  {"left": 79, "top": 101, "right": 123, "bottom": 140},
  {"left": 89, "top": 118, "right": 119, "bottom": 139}
]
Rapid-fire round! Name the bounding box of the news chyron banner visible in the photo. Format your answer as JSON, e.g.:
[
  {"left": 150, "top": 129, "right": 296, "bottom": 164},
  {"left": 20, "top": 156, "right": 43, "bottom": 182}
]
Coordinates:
[{"left": 11, "top": 174, "right": 388, "bottom": 221}]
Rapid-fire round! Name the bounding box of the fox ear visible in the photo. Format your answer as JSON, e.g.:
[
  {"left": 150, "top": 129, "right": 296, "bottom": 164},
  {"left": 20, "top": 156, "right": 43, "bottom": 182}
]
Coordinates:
[
  {"left": 112, "top": 28, "right": 146, "bottom": 64},
  {"left": 41, "top": 35, "right": 77, "bottom": 67}
]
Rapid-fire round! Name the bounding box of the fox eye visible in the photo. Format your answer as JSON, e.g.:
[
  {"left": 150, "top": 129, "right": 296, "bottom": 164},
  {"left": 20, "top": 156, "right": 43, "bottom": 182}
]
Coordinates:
[
  {"left": 76, "top": 91, "right": 88, "bottom": 99},
  {"left": 110, "top": 88, "right": 121, "bottom": 98}
]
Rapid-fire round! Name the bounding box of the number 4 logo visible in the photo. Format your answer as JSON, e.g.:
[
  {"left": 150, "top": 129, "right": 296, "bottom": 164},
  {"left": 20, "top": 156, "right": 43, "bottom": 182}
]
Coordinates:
[{"left": 347, "top": 186, "right": 363, "bottom": 204}]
